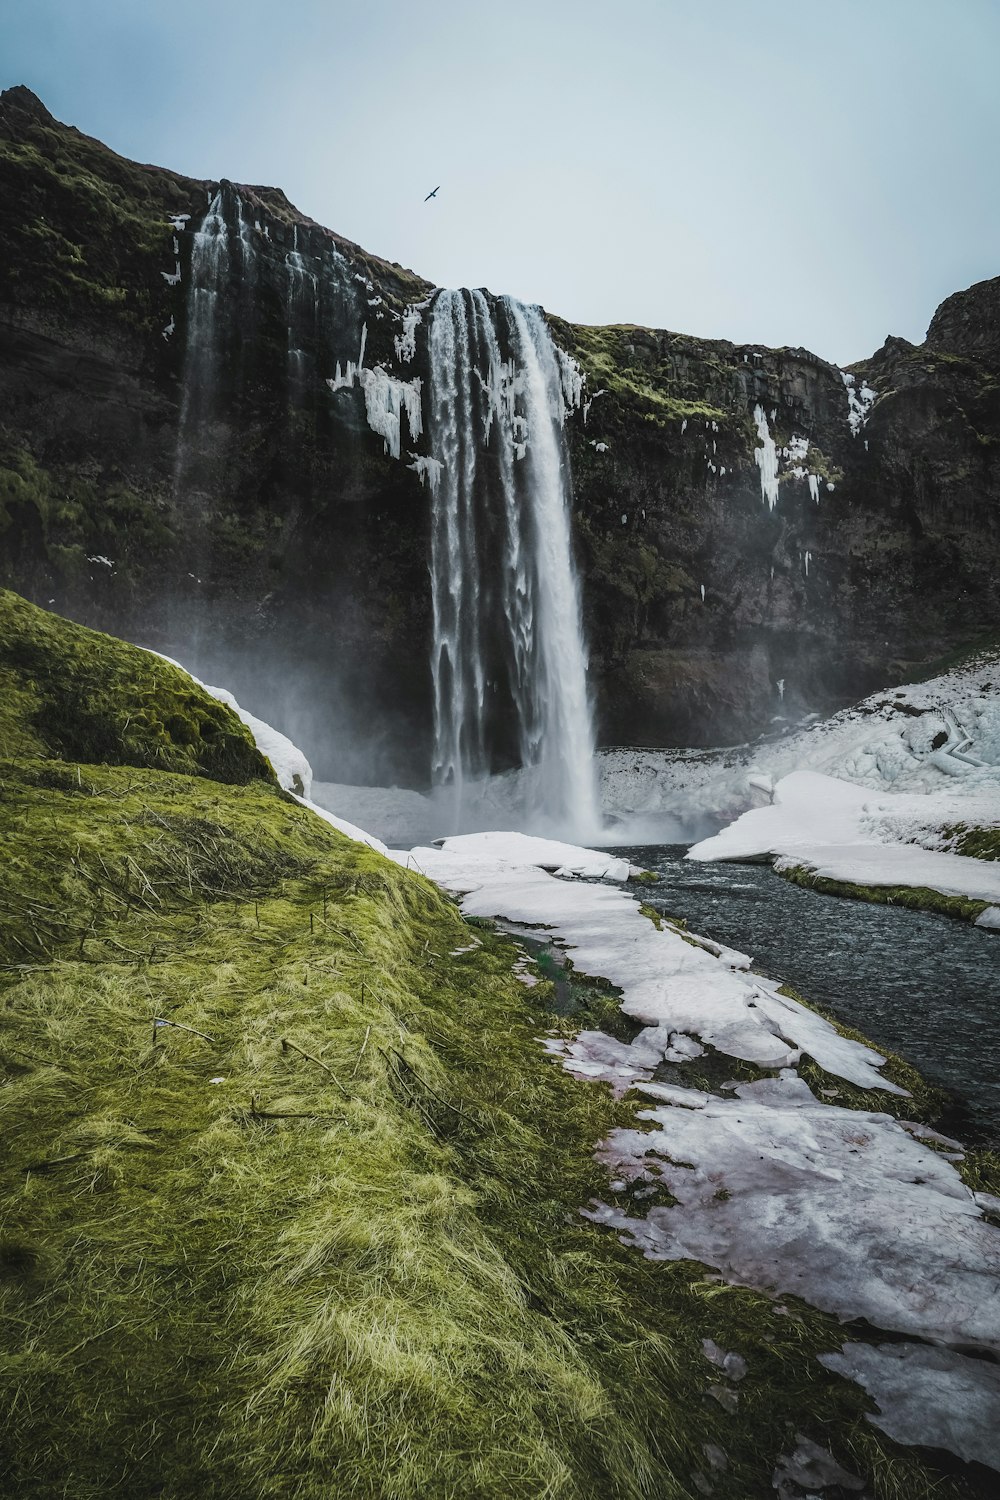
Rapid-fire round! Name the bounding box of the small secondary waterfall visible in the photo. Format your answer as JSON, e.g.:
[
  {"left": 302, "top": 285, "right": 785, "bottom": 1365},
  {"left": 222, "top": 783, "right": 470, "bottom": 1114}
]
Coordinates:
[
  {"left": 172, "top": 185, "right": 238, "bottom": 512},
  {"left": 286, "top": 224, "right": 318, "bottom": 387},
  {"left": 427, "top": 289, "right": 600, "bottom": 838},
  {"left": 176, "top": 189, "right": 230, "bottom": 451}
]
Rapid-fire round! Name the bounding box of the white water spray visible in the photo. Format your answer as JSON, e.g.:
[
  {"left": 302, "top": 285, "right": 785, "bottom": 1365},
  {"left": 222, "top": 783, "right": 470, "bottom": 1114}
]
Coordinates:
[{"left": 426, "top": 289, "right": 599, "bottom": 839}]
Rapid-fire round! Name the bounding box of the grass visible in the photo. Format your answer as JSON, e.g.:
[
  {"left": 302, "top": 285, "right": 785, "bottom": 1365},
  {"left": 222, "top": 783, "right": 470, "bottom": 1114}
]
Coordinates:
[
  {"left": 0, "top": 594, "right": 988, "bottom": 1498},
  {"left": 777, "top": 862, "right": 992, "bottom": 925}
]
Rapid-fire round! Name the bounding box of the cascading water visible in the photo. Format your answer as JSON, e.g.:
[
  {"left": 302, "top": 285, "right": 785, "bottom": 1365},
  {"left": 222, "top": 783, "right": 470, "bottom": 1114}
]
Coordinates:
[
  {"left": 177, "top": 186, "right": 230, "bottom": 438},
  {"left": 173, "top": 187, "right": 230, "bottom": 491},
  {"left": 426, "top": 288, "right": 600, "bottom": 839},
  {"left": 285, "top": 224, "right": 318, "bottom": 386}
]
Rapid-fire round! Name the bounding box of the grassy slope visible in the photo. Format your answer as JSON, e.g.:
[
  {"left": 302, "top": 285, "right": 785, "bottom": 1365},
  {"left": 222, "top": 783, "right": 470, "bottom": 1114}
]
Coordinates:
[{"left": 0, "top": 594, "right": 982, "bottom": 1499}]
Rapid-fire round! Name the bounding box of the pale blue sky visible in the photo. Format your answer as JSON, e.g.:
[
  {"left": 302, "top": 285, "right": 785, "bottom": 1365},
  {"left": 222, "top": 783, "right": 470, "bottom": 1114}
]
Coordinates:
[{"left": 2, "top": 0, "right": 997, "bottom": 362}]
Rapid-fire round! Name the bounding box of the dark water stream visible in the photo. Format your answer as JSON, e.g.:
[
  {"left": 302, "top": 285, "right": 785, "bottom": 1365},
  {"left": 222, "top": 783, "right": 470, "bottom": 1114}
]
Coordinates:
[{"left": 616, "top": 845, "right": 1000, "bottom": 1146}]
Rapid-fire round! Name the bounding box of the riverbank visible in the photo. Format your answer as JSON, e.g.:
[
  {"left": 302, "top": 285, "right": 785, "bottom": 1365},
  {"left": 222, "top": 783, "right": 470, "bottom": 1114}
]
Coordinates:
[{"left": 688, "top": 770, "right": 1000, "bottom": 929}]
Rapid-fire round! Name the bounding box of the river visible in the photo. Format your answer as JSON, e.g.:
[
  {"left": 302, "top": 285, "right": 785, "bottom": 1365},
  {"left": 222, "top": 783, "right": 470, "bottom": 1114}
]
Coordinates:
[{"left": 617, "top": 845, "right": 1000, "bottom": 1146}]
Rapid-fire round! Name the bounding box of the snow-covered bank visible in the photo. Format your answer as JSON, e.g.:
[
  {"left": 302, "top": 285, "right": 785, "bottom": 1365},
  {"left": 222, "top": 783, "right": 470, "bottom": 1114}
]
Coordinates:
[
  {"left": 603, "top": 650, "right": 1000, "bottom": 919},
  {"left": 391, "top": 828, "right": 1000, "bottom": 1470},
  {"left": 688, "top": 769, "right": 1000, "bottom": 924},
  {"left": 601, "top": 647, "right": 1000, "bottom": 837}
]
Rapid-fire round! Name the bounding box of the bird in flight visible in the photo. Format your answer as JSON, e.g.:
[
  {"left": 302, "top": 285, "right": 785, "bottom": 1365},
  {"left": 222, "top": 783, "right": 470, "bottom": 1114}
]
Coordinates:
[{"left": 424, "top": 185, "right": 441, "bottom": 201}]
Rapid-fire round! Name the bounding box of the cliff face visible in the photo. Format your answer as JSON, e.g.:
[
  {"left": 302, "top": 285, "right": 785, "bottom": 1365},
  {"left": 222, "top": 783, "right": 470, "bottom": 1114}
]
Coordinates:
[{"left": 2, "top": 85, "right": 998, "bottom": 782}]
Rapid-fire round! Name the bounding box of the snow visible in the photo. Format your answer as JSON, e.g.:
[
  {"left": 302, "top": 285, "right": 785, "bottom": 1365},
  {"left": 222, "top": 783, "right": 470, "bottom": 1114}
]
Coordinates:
[
  {"left": 390, "top": 824, "right": 1000, "bottom": 1463},
  {"left": 586, "top": 1071, "right": 1000, "bottom": 1353},
  {"left": 771, "top": 1436, "right": 865, "bottom": 1496},
  {"left": 390, "top": 831, "right": 905, "bottom": 1089},
  {"left": 819, "top": 1343, "right": 1000, "bottom": 1471},
  {"left": 688, "top": 769, "right": 1000, "bottom": 909},
  {"left": 600, "top": 649, "right": 1000, "bottom": 862},
  {"left": 292, "top": 793, "right": 388, "bottom": 855},
  {"left": 753, "top": 404, "right": 779, "bottom": 510}
]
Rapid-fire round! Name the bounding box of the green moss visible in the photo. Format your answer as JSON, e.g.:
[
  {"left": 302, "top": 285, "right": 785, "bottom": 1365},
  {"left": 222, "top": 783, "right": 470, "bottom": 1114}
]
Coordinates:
[
  {"left": 0, "top": 432, "right": 177, "bottom": 587},
  {"left": 958, "top": 1148, "right": 1000, "bottom": 1199},
  {"left": 548, "top": 318, "right": 727, "bottom": 428},
  {"left": 939, "top": 824, "right": 1000, "bottom": 861},
  {"left": 777, "top": 862, "right": 991, "bottom": 926},
  {"left": 0, "top": 123, "right": 191, "bottom": 330}
]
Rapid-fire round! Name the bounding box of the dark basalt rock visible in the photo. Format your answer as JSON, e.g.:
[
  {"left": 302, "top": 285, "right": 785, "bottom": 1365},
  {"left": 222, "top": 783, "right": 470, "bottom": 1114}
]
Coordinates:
[{"left": 1, "top": 86, "right": 998, "bottom": 784}]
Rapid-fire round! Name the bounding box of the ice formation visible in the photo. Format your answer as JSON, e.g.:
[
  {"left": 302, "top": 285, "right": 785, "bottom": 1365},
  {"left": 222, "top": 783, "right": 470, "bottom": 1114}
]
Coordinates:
[
  {"left": 842, "top": 370, "right": 878, "bottom": 435},
  {"left": 753, "top": 404, "right": 779, "bottom": 509},
  {"left": 407, "top": 454, "right": 444, "bottom": 489},
  {"left": 327, "top": 324, "right": 422, "bottom": 460},
  {"left": 393, "top": 302, "right": 425, "bottom": 362}
]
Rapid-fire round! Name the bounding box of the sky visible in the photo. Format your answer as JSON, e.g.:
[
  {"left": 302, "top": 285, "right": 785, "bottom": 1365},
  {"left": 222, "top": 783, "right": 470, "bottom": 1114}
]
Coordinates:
[{"left": 1, "top": 0, "right": 997, "bottom": 363}]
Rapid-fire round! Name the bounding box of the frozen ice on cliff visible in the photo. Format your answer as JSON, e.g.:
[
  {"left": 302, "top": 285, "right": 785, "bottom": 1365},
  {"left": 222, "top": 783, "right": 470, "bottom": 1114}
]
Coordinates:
[{"left": 753, "top": 404, "right": 779, "bottom": 510}]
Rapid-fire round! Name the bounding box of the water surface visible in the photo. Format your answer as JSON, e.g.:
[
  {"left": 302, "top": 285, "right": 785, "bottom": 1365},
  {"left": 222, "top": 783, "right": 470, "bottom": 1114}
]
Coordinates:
[{"left": 618, "top": 845, "right": 1000, "bottom": 1145}]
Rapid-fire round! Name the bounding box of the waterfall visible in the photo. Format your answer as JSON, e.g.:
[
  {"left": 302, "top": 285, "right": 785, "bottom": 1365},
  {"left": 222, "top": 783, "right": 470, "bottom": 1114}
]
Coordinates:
[
  {"left": 174, "top": 187, "right": 230, "bottom": 486},
  {"left": 286, "top": 224, "right": 318, "bottom": 386},
  {"left": 426, "top": 289, "right": 600, "bottom": 839}
]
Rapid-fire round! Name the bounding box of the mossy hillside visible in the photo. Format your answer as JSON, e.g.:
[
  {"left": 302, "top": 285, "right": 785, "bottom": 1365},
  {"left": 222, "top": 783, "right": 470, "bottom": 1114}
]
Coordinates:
[
  {"left": 4, "top": 774, "right": 977, "bottom": 1500},
  {"left": 0, "top": 604, "right": 979, "bottom": 1497},
  {"left": 0, "top": 90, "right": 197, "bottom": 336},
  {"left": 549, "top": 317, "right": 730, "bottom": 432},
  {"left": 0, "top": 588, "right": 269, "bottom": 782}
]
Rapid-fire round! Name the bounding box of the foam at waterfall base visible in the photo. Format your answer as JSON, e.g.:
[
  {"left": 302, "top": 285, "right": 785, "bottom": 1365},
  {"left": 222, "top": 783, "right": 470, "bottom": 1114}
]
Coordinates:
[
  {"left": 311, "top": 772, "right": 718, "bottom": 849},
  {"left": 310, "top": 770, "right": 593, "bottom": 848}
]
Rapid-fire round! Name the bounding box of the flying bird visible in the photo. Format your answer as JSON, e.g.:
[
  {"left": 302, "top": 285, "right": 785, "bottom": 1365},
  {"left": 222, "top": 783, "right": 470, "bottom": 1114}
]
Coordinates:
[{"left": 424, "top": 185, "right": 441, "bottom": 201}]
